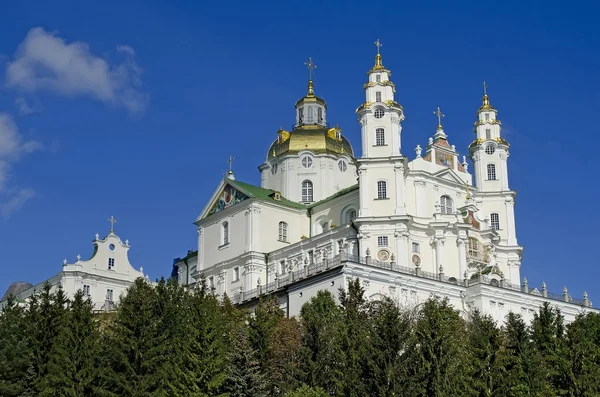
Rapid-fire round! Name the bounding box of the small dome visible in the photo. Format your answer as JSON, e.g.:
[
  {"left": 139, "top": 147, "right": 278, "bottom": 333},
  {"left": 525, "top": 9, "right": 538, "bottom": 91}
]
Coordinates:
[
  {"left": 1, "top": 281, "right": 33, "bottom": 301},
  {"left": 267, "top": 125, "right": 354, "bottom": 159}
]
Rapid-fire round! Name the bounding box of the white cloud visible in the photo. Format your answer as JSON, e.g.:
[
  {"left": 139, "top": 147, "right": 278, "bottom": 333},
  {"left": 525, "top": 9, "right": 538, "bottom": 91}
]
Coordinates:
[
  {"left": 0, "top": 113, "right": 41, "bottom": 218},
  {"left": 5, "top": 27, "right": 148, "bottom": 114},
  {"left": 15, "top": 97, "right": 35, "bottom": 115}
]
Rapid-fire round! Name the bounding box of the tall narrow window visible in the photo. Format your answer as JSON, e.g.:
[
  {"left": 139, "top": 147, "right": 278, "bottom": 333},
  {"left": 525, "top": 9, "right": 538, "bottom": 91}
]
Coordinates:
[
  {"left": 376, "top": 74, "right": 381, "bottom": 82},
  {"left": 485, "top": 129, "right": 491, "bottom": 139},
  {"left": 412, "top": 242, "right": 420, "bottom": 253},
  {"left": 440, "top": 195, "right": 453, "bottom": 214},
  {"left": 487, "top": 164, "right": 497, "bottom": 180},
  {"left": 279, "top": 260, "right": 286, "bottom": 274},
  {"left": 222, "top": 221, "right": 229, "bottom": 245},
  {"left": 378, "top": 236, "right": 389, "bottom": 246},
  {"left": 317, "top": 107, "right": 323, "bottom": 123},
  {"left": 344, "top": 209, "right": 357, "bottom": 224},
  {"left": 377, "top": 181, "right": 387, "bottom": 199},
  {"left": 301, "top": 180, "right": 314, "bottom": 202},
  {"left": 306, "top": 107, "right": 314, "bottom": 123},
  {"left": 233, "top": 266, "right": 240, "bottom": 282},
  {"left": 376, "top": 91, "right": 382, "bottom": 102},
  {"left": 308, "top": 250, "right": 314, "bottom": 264},
  {"left": 278, "top": 221, "right": 288, "bottom": 242},
  {"left": 108, "top": 258, "right": 115, "bottom": 270},
  {"left": 375, "top": 128, "right": 385, "bottom": 146},
  {"left": 468, "top": 237, "right": 480, "bottom": 258},
  {"left": 83, "top": 285, "right": 90, "bottom": 296},
  {"left": 485, "top": 113, "right": 490, "bottom": 121},
  {"left": 298, "top": 107, "right": 304, "bottom": 123},
  {"left": 490, "top": 213, "right": 500, "bottom": 230},
  {"left": 106, "top": 289, "right": 114, "bottom": 302}
]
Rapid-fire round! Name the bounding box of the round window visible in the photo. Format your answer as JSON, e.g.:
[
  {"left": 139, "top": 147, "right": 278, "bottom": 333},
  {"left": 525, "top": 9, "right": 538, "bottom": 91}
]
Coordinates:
[
  {"left": 338, "top": 160, "right": 347, "bottom": 172},
  {"left": 109, "top": 244, "right": 115, "bottom": 252},
  {"left": 374, "top": 108, "right": 385, "bottom": 119},
  {"left": 377, "top": 249, "right": 390, "bottom": 262},
  {"left": 271, "top": 163, "right": 278, "bottom": 175},
  {"left": 485, "top": 145, "right": 495, "bottom": 155},
  {"left": 301, "top": 156, "right": 313, "bottom": 168}
]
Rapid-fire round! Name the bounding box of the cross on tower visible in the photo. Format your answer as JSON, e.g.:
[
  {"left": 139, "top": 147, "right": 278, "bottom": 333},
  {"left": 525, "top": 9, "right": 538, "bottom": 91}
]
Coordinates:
[
  {"left": 483, "top": 81, "right": 488, "bottom": 95},
  {"left": 374, "top": 39, "right": 382, "bottom": 55},
  {"left": 108, "top": 216, "right": 116, "bottom": 233},
  {"left": 228, "top": 155, "right": 234, "bottom": 173},
  {"left": 433, "top": 106, "right": 445, "bottom": 129},
  {"left": 304, "top": 57, "right": 317, "bottom": 81}
]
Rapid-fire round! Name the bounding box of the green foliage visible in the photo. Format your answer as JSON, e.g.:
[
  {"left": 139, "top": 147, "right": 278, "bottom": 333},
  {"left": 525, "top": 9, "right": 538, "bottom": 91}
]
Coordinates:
[{"left": 2, "top": 277, "right": 600, "bottom": 396}]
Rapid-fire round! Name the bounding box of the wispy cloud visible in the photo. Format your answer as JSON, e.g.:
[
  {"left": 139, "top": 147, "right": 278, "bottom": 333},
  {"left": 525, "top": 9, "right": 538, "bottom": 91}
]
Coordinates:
[
  {"left": 0, "top": 113, "right": 41, "bottom": 219},
  {"left": 15, "top": 97, "right": 35, "bottom": 115},
  {"left": 5, "top": 27, "right": 149, "bottom": 114}
]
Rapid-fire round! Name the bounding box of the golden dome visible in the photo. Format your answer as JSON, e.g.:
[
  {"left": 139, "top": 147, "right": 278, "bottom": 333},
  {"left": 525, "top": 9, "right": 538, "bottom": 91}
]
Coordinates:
[{"left": 268, "top": 125, "right": 354, "bottom": 159}]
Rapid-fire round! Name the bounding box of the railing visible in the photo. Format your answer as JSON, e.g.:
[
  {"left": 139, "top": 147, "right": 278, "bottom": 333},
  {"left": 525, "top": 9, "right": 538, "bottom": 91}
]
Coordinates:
[{"left": 235, "top": 254, "right": 592, "bottom": 308}]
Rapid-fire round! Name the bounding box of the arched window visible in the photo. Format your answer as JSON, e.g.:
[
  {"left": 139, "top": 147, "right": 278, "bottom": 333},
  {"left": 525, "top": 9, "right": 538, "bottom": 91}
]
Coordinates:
[
  {"left": 440, "top": 195, "right": 453, "bottom": 214},
  {"left": 298, "top": 107, "right": 304, "bottom": 123},
  {"left": 222, "top": 221, "right": 229, "bottom": 245},
  {"left": 490, "top": 213, "right": 500, "bottom": 230},
  {"left": 375, "top": 128, "right": 385, "bottom": 146},
  {"left": 487, "top": 164, "right": 496, "bottom": 180},
  {"left": 301, "top": 180, "right": 314, "bottom": 202},
  {"left": 344, "top": 209, "right": 357, "bottom": 224},
  {"left": 278, "top": 221, "right": 288, "bottom": 242},
  {"left": 377, "top": 181, "right": 387, "bottom": 199}
]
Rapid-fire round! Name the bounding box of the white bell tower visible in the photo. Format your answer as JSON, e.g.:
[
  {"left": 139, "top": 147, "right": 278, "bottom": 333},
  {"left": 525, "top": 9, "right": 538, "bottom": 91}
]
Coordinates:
[{"left": 356, "top": 40, "right": 407, "bottom": 219}]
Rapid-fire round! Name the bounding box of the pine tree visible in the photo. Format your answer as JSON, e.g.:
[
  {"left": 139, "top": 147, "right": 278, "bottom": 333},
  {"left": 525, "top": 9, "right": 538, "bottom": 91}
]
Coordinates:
[
  {"left": 248, "top": 295, "right": 285, "bottom": 367},
  {"left": 224, "top": 327, "right": 267, "bottom": 397},
  {"left": 0, "top": 297, "right": 30, "bottom": 397},
  {"left": 284, "top": 384, "right": 329, "bottom": 397},
  {"left": 467, "top": 310, "right": 503, "bottom": 397},
  {"left": 38, "top": 290, "right": 105, "bottom": 397},
  {"left": 564, "top": 312, "right": 600, "bottom": 396},
  {"left": 299, "top": 290, "right": 344, "bottom": 395},
  {"left": 265, "top": 317, "right": 304, "bottom": 396}
]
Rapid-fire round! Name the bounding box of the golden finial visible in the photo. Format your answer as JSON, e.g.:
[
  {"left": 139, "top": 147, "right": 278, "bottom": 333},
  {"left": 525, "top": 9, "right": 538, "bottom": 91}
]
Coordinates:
[
  {"left": 433, "top": 106, "right": 444, "bottom": 131},
  {"left": 304, "top": 57, "right": 316, "bottom": 96},
  {"left": 480, "top": 81, "right": 492, "bottom": 110},
  {"left": 108, "top": 216, "right": 116, "bottom": 234},
  {"left": 373, "top": 39, "right": 384, "bottom": 69}
]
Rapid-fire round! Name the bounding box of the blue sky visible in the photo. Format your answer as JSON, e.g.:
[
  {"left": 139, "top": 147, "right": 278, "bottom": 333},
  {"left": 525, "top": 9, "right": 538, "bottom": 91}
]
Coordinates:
[{"left": 0, "top": 0, "right": 598, "bottom": 301}]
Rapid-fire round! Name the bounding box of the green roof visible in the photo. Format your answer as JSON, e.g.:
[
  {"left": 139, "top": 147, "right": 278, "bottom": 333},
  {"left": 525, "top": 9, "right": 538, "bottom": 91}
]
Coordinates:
[
  {"left": 308, "top": 184, "right": 359, "bottom": 208},
  {"left": 227, "top": 179, "right": 308, "bottom": 210}
]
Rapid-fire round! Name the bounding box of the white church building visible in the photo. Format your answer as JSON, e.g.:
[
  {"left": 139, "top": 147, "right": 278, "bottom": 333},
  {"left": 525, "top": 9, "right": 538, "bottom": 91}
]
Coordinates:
[
  {"left": 171, "top": 46, "right": 595, "bottom": 323},
  {"left": 1, "top": 218, "right": 147, "bottom": 312}
]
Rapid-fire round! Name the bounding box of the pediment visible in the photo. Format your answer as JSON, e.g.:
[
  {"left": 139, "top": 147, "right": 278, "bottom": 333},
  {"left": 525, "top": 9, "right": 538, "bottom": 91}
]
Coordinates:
[
  {"left": 197, "top": 179, "right": 251, "bottom": 221},
  {"left": 433, "top": 168, "right": 467, "bottom": 185}
]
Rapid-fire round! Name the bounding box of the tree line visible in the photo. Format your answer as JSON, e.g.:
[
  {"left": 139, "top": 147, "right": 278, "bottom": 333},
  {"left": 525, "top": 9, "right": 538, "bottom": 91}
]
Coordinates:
[{"left": 1, "top": 277, "right": 600, "bottom": 396}]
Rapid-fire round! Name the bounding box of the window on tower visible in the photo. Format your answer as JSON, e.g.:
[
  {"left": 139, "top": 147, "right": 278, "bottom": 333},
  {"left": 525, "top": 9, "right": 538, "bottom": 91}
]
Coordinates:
[
  {"left": 375, "top": 128, "right": 385, "bottom": 146},
  {"left": 490, "top": 213, "right": 500, "bottom": 230},
  {"left": 486, "top": 129, "right": 491, "bottom": 139},
  {"left": 374, "top": 108, "right": 385, "bottom": 119},
  {"left": 440, "top": 195, "right": 453, "bottom": 214},
  {"left": 485, "top": 113, "right": 490, "bottom": 121},
  {"left": 278, "top": 221, "right": 288, "bottom": 242},
  {"left": 376, "top": 74, "right": 381, "bottom": 82},
  {"left": 485, "top": 145, "right": 495, "bottom": 155},
  {"left": 306, "top": 107, "right": 314, "bottom": 123},
  {"left": 298, "top": 107, "right": 304, "bottom": 124},
  {"left": 301, "top": 180, "right": 314, "bottom": 202},
  {"left": 376, "top": 181, "right": 387, "bottom": 199},
  {"left": 317, "top": 107, "right": 323, "bottom": 123},
  {"left": 376, "top": 91, "right": 382, "bottom": 102},
  {"left": 301, "top": 156, "right": 313, "bottom": 168},
  {"left": 487, "top": 164, "right": 497, "bottom": 180}
]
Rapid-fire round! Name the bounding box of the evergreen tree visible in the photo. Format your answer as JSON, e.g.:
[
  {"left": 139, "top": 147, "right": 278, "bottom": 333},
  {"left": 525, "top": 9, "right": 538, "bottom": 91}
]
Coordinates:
[
  {"left": 223, "top": 327, "right": 267, "bottom": 397},
  {"left": 265, "top": 317, "right": 304, "bottom": 396},
  {"left": 284, "top": 384, "right": 329, "bottom": 397},
  {"left": 38, "top": 290, "right": 105, "bottom": 397},
  {"left": 0, "top": 297, "right": 30, "bottom": 397},
  {"left": 248, "top": 295, "right": 285, "bottom": 367},
  {"left": 565, "top": 312, "right": 600, "bottom": 396},
  {"left": 299, "top": 290, "right": 344, "bottom": 395},
  {"left": 403, "top": 298, "right": 472, "bottom": 397},
  {"left": 467, "top": 310, "right": 503, "bottom": 397}
]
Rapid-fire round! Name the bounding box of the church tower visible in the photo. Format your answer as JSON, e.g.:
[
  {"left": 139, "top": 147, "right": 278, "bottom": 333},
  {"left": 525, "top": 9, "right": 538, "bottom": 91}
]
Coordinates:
[{"left": 356, "top": 40, "right": 406, "bottom": 218}]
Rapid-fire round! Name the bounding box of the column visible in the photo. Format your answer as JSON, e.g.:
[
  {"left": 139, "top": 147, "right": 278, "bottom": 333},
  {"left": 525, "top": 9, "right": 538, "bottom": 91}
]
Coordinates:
[
  {"left": 434, "top": 238, "right": 445, "bottom": 274},
  {"left": 457, "top": 239, "right": 467, "bottom": 280},
  {"left": 245, "top": 208, "right": 252, "bottom": 252},
  {"left": 414, "top": 180, "right": 426, "bottom": 217},
  {"left": 391, "top": 114, "right": 401, "bottom": 156},
  {"left": 505, "top": 198, "right": 517, "bottom": 246},
  {"left": 395, "top": 230, "right": 409, "bottom": 268},
  {"left": 251, "top": 206, "right": 261, "bottom": 251},
  {"left": 500, "top": 151, "right": 510, "bottom": 190},
  {"left": 358, "top": 168, "right": 369, "bottom": 216},
  {"left": 394, "top": 165, "right": 405, "bottom": 215},
  {"left": 360, "top": 118, "right": 368, "bottom": 158},
  {"left": 197, "top": 227, "right": 205, "bottom": 272}
]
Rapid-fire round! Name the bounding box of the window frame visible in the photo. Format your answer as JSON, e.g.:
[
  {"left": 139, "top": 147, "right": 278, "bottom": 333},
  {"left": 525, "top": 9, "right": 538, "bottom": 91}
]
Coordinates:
[
  {"left": 490, "top": 213, "right": 500, "bottom": 230},
  {"left": 487, "top": 164, "right": 497, "bottom": 180},
  {"left": 485, "top": 128, "right": 491, "bottom": 139},
  {"left": 222, "top": 221, "right": 229, "bottom": 246},
  {"left": 377, "top": 236, "right": 389, "bottom": 247},
  {"left": 301, "top": 180, "right": 314, "bottom": 202},
  {"left": 106, "top": 289, "right": 114, "bottom": 302},
  {"left": 374, "top": 108, "right": 385, "bottom": 119},
  {"left": 412, "top": 242, "right": 420, "bottom": 253},
  {"left": 375, "top": 91, "right": 382, "bottom": 102},
  {"left": 375, "top": 128, "right": 385, "bottom": 146},
  {"left": 233, "top": 266, "right": 240, "bottom": 282},
  {"left": 278, "top": 221, "right": 288, "bottom": 242},
  {"left": 440, "top": 195, "right": 453, "bottom": 215},
  {"left": 108, "top": 258, "right": 115, "bottom": 270},
  {"left": 301, "top": 156, "right": 313, "bottom": 168},
  {"left": 376, "top": 180, "right": 387, "bottom": 199}
]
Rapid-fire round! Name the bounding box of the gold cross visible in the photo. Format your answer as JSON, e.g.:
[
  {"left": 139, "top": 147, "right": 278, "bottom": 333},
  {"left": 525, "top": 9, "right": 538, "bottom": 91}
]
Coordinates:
[
  {"left": 433, "top": 106, "right": 444, "bottom": 129},
  {"left": 108, "top": 216, "right": 116, "bottom": 233},
  {"left": 374, "top": 39, "right": 382, "bottom": 55},
  {"left": 304, "top": 57, "right": 317, "bottom": 81},
  {"left": 228, "top": 155, "right": 234, "bottom": 173},
  {"left": 483, "top": 81, "right": 487, "bottom": 95}
]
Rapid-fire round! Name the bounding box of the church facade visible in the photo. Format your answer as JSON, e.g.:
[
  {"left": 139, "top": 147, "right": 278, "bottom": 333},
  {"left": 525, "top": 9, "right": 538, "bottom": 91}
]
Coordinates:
[{"left": 173, "top": 47, "right": 595, "bottom": 323}]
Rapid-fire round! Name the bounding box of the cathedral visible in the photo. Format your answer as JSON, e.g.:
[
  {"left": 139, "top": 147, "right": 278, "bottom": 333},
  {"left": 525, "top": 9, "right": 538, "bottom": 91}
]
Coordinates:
[{"left": 172, "top": 44, "right": 595, "bottom": 323}]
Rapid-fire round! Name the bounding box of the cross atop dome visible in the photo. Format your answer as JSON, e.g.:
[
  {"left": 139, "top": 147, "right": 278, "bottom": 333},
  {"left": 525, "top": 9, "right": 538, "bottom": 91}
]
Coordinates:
[
  {"left": 304, "top": 57, "right": 317, "bottom": 96},
  {"left": 108, "top": 215, "right": 116, "bottom": 234}
]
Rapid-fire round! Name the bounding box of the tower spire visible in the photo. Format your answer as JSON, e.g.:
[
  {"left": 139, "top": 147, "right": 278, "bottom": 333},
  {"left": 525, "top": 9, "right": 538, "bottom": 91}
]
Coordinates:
[
  {"left": 479, "top": 81, "right": 495, "bottom": 112},
  {"left": 373, "top": 39, "right": 384, "bottom": 69},
  {"left": 227, "top": 155, "right": 235, "bottom": 180},
  {"left": 304, "top": 57, "right": 317, "bottom": 96},
  {"left": 433, "top": 106, "right": 444, "bottom": 131}
]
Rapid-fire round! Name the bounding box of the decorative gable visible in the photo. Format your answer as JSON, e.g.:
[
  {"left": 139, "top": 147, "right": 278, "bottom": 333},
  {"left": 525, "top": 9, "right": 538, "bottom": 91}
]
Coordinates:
[{"left": 208, "top": 184, "right": 250, "bottom": 215}]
